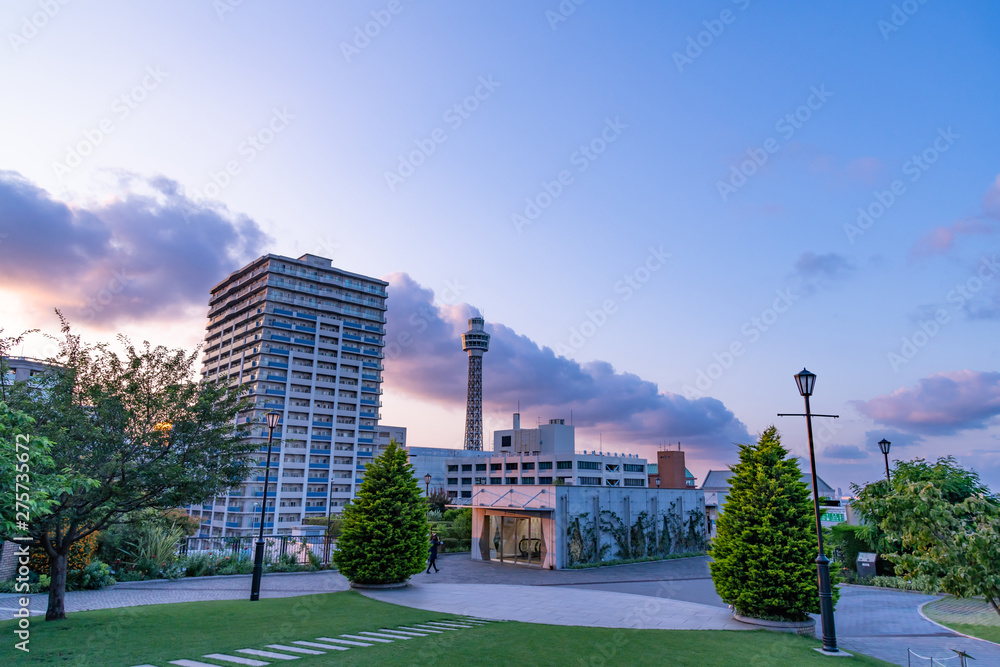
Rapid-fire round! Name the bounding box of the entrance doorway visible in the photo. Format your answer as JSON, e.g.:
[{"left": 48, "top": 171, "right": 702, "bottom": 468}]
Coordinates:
[{"left": 486, "top": 515, "right": 545, "bottom": 566}]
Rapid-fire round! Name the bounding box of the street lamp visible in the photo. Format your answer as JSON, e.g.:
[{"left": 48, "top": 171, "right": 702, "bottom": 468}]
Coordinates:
[
  {"left": 878, "top": 438, "right": 891, "bottom": 482},
  {"left": 655, "top": 477, "right": 661, "bottom": 488},
  {"left": 791, "top": 368, "right": 839, "bottom": 654},
  {"left": 424, "top": 473, "right": 432, "bottom": 497},
  {"left": 250, "top": 411, "right": 280, "bottom": 601}
]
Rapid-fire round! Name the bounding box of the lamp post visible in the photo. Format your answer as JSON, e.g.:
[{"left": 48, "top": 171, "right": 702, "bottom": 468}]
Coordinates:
[
  {"left": 250, "top": 411, "right": 280, "bottom": 602},
  {"left": 655, "top": 477, "right": 661, "bottom": 488},
  {"left": 424, "top": 473, "right": 432, "bottom": 497},
  {"left": 779, "top": 368, "right": 841, "bottom": 654},
  {"left": 878, "top": 438, "right": 891, "bottom": 482}
]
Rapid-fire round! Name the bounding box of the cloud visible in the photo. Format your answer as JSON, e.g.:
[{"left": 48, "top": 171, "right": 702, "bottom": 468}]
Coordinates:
[
  {"left": 862, "top": 429, "right": 923, "bottom": 449},
  {"left": 823, "top": 444, "right": 867, "bottom": 460},
  {"left": 0, "top": 171, "right": 269, "bottom": 325},
  {"left": 788, "top": 251, "right": 855, "bottom": 295},
  {"left": 910, "top": 177, "right": 1000, "bottom": 258},
  {"left": 853, "top": 370, "right": 1000, "bottom": 435},
  {"left": 382, "top": 272, "right": 750, "bottom": 455}
]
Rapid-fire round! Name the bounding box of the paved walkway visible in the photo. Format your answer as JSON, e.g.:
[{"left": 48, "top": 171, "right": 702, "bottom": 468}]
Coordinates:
[
  {"left": 361, "top": 582, "right": 750, "bottom": 630},
  {"left": 0, "top": 570, "right": 348, "bottom": 619}
]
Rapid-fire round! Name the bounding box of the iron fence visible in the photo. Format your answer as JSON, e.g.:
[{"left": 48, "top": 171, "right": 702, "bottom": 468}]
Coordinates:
[{"left": 178, "top": 535, "right": 336, "bottom": 566}]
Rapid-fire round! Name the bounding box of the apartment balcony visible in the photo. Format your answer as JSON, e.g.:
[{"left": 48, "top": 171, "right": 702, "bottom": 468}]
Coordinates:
[
  {"left": 254, "top": 476, "right": 278, "bottom": 482},
  {"left": 265, "top": 361, "right": 288, "bottom": 370},
  {"left": 306, "top": 491, "right": 327, "bottom": 498},
  {"left": 342, "top": 345, "right": 361, "bottom": 354},
  {"left": 361, "top": 361, "right": 381, "bottom": 369},
  {"left": 359, "top": 398, "right": 379, "bottom": 407},
  {"left": 227, "top": 506, "right": 242, "bottom": 512},
  {"left": 264, "top": 389, "right": 286, "bottom": 396},
  {"left": 360, "top": 349, "right": 383, "bottom": 358},
  {"left": 307, "top": 476, "right": 328, "bottom": 483},
  {"left": 263, "top": 401, "right": 284, "bottom": 408},
  {"left": 225, "top": 521, "right": 240, "bottom": 528},
  {"left": 309, "top": 462, "right": 330, "bottom": 469},
  {"left": 358, "top": 437, "right": 374, "bottom": 444},
  {"left": 358, "top": 424, "right": 375, "bottom": 431},
  {"left": 270, "top": 334, "right": 291, "bottom": 342},
  {"left": 312, "top": 421, "right": 333, "bottom": 427},
  {"left": 309, "top": 448, "right": 332, "bottom": 456},
  {"left": 271, "top": 321, "right": 292, "bottom": 330},
  {"left": 267, "top": 348, "right": 289, "bottom": 355},
  {"left": 360, "top": 386, "right": 381, "bottom": 395},
  {"left": 357, "top": 450, "right": 374, "bottom": 457},
  {"left": 293, "top": 338, "right": 314, "bottom": 346},
  {"left": 342, "top": 333, "right": 363, "bottom": 342},
  {"left": 253, "top": 491, "right": 277, "bottom": 497},
  {"left": 361, "top": 374, "right": 379, "bottom": 381},
  {"left": 311, "top": 434, "right": 332, "bottom": 442},
  {"left": 201, "top": 505, "right": 213, "bottom": 511},
  {"left": 265, "top": 374, "right": 287, "bottom": 382}
]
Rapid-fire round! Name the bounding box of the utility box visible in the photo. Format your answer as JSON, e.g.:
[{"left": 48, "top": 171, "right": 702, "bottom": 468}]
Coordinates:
[{"left": 857, "top": 552, "right": 877, "bottom": 580}]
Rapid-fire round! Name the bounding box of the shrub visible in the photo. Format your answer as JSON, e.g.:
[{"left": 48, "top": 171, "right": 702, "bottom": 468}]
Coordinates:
[
  {"left": 66, "top": 560, "right": 116, "bottom": 591},
  {"left": 710, "top": 426, "right": 838, "bottom": 622},
  {"left": 216, "top": 554, "right": 253, "bottom": 575},
  {"left": 828, "top": 524, "right": 874, "bottom": 573},
  {"left": 334, "top": 441, "right": 428, "bottom": 584},
  {"left": 30, "top": 531, "right": 99, "bottom": 574}
]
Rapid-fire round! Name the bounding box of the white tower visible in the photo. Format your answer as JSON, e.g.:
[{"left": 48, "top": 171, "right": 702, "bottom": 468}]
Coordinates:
[{"left": 461, "top": 316, "right": 490, "bottom": 450}]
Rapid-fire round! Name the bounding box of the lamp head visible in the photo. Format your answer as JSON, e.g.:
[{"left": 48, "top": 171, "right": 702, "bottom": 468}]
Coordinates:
[
  {"left": 424, "top": 473, "right": 432, "bottom": 484},
  {"left": 794, "top": 368, "right": 816, "bottom": 397},
  {"left": 655, "top": 477, "right": 661, "bottom": 487},
  {"left": 265, "top": 411, "right": 280, "bottom": 430},
  {"left": 878, "top": 438, "right": 891, "bottom": 456}
]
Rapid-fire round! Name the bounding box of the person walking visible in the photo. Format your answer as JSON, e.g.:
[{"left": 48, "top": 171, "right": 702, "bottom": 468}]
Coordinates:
[{"left": 426, "top": 532, "right": 442, "bottom": 573}]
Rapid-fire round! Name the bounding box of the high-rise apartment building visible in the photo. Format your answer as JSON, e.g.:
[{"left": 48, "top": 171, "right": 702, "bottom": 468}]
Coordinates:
[{"left": 191, "top": 253, "right": 387, "bottom": 537}]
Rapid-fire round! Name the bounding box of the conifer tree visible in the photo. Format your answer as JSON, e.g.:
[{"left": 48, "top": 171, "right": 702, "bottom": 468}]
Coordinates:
[
  {"left": 333, "top": 440, "right": 429, "bottom": 584},
  {"left": 709, "top": 426, "right": 836, "bottom": 621}
]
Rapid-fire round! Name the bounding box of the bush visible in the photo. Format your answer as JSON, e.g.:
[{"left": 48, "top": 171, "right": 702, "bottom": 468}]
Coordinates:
[
  {"left": 334, "top": 441, "right": 428, "bottom": 584},
  {"left": 66, "top": 560, "right": 116, "bottom": 591},
  {"left": 216, "top": 554, "right": 253, "bottom": 575},
  {"left": 828, "top": 524, "right": 873, "bottom": 573},
  {"left": 710, "top": 426, "right": 838, "bottom": 622},
  {"left": 30, "top": 531, "right": 99, "bottom": 574}
]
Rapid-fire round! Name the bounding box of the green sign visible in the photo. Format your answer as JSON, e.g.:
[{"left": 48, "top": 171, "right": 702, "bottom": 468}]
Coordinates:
[{"left": 820, "top": 509, "right": 845, "bottom": 523}]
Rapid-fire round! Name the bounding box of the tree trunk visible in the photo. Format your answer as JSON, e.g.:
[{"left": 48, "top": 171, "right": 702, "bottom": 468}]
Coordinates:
[
  {"left": 989, "top": 596, "right": 1000, "bottom": 619},
  {"left": 45, "top": 552, "right": 68, "bottom": 621}
]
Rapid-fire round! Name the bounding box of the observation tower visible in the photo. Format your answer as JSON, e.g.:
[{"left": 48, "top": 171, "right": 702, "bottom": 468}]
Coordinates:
[{"left": 461, "top": 316, "right": 490, "bottom": 450}]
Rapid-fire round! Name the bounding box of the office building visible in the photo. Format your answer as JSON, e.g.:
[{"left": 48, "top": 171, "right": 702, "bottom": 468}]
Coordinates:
[{"left": 190, "top": 253, "right": 387, "bottom": 537}]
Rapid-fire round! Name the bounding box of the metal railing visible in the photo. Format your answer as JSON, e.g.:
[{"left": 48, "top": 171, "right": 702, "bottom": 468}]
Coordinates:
[{"left": 178, "top": 535, "right": 336, "bottom": 566}]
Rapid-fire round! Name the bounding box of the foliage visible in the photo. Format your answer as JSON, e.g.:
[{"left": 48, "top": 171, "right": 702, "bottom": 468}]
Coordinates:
[
  {"left": 120, "top": 522, "right": 186, "bottom": 577},
  {"left": 852, "top": 456, "right": 995, "bottom": 554},
  {"left": 426, "top": 487, "right": 449, "bottom": 515},
  {"left": 827, "top": 524, "right": 874, "bottom": 573},
  {"left": 864, "top": 575, "right": 937, "bottom": 592},
  {"left": 861, "top": 480, "right": 1000, "bottom": 617},
  {"left": 303, "top": 513, "right": 345, "bottom": 539},
  {"left": 333, "top": 441, "right": 429, "bottom": 584},
  {"left": 216, "top": 553, "right": 254, "bottom": 575},
  {"left": 2, "top": 318, "right": 255, "bottom": 619},
  {"left": 709, "top": 426, "right": 837, "bottom": 621},
  {"left": 30, "top": 531, "right": 98, "bottom": 574},
  {"left": 567, "top": 503, "right": 706, "bottom": 566},
  {"left": 565, "top": 551, "right": 706, "bottom": 569},
  {"left": 66, "top": 560, "right": 116, "bottom": 591}
]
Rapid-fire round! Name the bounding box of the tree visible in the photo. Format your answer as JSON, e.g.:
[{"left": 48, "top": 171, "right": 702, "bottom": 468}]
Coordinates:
[
  {"left": 426, "top": 487, "right": 449, "bottom": 515},
  {"left": 709, "top": 425, "right": 837, "bottom": 621},
  {"left": 2, "top": 319, "right": 255, "bottom": 620},
  {"left": 857, "top": 479, "right": 1000, "bottom": 617},
  {"left": 852, "top": 456, "right": 994, "bottom": 556},
  {"left": 333, "top": 441, "right": 428, "bottom": 585}
]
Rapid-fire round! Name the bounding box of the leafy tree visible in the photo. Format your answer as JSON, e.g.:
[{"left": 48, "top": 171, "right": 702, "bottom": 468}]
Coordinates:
[
  {"left": 866, "top": 480, "right": 1000, "bottom": 617},
  {"left": 426, "top": 487, "right": 449, "bottom": 515},
  {"left": 2, "top": 319, "right": 254, "bottom": 620},
  {"left": 333, "top": 441, "right": 428, "bottom": 584},
  {"left": 710, "top": 425, "right": 837, "bottom": 621},
  {"left": 303, "top": 512, "right": 345, "bottom": 539},
  {"left": 852, "top": 456, "right": 994, "bottom": 557}
]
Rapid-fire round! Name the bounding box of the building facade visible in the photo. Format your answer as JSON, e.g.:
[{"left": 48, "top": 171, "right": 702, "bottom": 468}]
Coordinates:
[{"left": 189, "top": 253, "right": 387, "bottom": 537}]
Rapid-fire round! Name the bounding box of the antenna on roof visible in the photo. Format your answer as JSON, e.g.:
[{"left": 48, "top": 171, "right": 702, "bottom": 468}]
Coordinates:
[{"left": 570, "top": 409, "right": 573, "bottom": 425}]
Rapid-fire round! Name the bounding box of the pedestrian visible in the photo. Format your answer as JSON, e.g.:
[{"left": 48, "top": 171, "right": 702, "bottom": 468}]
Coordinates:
[{"left": 426, "top": 532, "right": 442, "bottom": 573}]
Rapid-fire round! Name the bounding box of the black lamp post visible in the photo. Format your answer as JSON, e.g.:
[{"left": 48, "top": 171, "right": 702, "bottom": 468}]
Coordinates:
[
  {"left": 250, "top": 411, "right": 280, "bottom": 602},
  {"left": 655, "top": 477, "right": 661, "bottom": 488},
  {"left": 878, "top": 438, "right": 891, "bottom": 482},
  {"left": 790, "top": 368, "right": 840, "bottom": 654},
  {"left": 424, "top": 473, "right": 432, "bottom": 497}
]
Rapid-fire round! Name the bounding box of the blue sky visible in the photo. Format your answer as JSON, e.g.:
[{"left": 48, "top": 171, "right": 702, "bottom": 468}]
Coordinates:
[{"left": 2, "top": 1, "right": 999, "bottom": 493}]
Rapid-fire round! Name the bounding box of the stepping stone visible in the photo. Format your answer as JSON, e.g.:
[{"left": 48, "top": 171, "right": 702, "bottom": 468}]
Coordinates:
[
  {"left": 411, "top": 624, "right": 457, "bottom": 631},
  {"left": 266, "top": 645, "right": 324, "bottom": 656},
  {"left": 293, "top": 640, "right": 349, "bottom": 651},
  {"left": 359, "top": 631, "right": 410, "bottom": 640},
  {"left": 458, "top": 619, "right": 491, "bottom": 625},
  {"left": 204, "top": 655, "right": 270, "bottom": 666},
  {"left": 314, "top": 637, "right": 373, "bottom": 647},
  {"left": 378, "top": 628, "right": 427, "bottom": 637},
  {"left": 340, "top": 633, "right": 394, "bottom": 643},
  {"left": 237, "top": 649, "right": 300, "bottom": 660},
  {"left": 424, "top": 621, "right": 475, "bottom": 629},
  {"left": 131, "top": 664, "right": 159, "bottom": 666},
  {"left": 398, "top": 625, "right": 443, "bottom": 634},
  {"left": 171, "top": 661, "right": 233, "bottom": 667}
]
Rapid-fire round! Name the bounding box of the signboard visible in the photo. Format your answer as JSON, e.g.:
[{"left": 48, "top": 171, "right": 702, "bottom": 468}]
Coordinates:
[{"left": 819, "top": 507, "right": 846, "bottom": 524}]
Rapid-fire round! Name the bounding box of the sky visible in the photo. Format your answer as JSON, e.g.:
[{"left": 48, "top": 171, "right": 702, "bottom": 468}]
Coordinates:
[{"left": 1, "top": 1, "right": 999, "bottom": 494}]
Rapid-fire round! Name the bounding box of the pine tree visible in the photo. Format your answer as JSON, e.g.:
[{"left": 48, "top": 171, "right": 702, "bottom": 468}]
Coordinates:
[
  {"left": 709, "top": 425, "right": 836, "bottom": 621},
  {"left": 333, "top": 440, "right": 429, "bottom": 584}
]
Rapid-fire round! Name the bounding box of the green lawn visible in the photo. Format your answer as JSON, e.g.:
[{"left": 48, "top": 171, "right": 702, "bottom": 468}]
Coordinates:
[
  {"left": 0, "top": 592, "right": 893, "bottom": 666},
  {"left": 923, "top": 597, "right": 1000, "bottom": 645}
]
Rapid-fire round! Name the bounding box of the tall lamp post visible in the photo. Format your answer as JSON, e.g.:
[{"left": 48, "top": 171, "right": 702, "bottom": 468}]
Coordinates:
[
  {"left": 250, "top": 411, "right": 280, "bottom": 602},
  {"left": 778, "top": 368, "right": 841, "bottom": 654},
  {"left": 424, "top": 473, "right": 432, "bottom": 497},
  {"left": 878, "top": 438, "right": 892, "bottom": 482}
]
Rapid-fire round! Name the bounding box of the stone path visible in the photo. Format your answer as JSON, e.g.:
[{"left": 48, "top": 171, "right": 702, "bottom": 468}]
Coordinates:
[
  {"left": 360, "top": 582, "right": 751, "bottom": 630},
  {"left": 0, "top": 570, "right": 348, "bottom": 620},
  {"left": 123, "top": 616, "right": 494, "bottom": 667}
]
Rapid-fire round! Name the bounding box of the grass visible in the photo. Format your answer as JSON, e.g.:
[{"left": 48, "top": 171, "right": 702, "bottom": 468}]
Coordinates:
[
  {"left": 923, "top": 597, "right": 1000, "bottom": 645},
  {"left": 0, "top": 591, "right": 895, "bottom": 666},
  {"left": 566, "top": 551, "right": 706, "bottom": 569}
]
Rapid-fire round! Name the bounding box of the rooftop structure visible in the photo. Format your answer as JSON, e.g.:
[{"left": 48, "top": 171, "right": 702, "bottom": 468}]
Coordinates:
[{"left": 461, "top": 316, "right": 490, "bottom": 450}]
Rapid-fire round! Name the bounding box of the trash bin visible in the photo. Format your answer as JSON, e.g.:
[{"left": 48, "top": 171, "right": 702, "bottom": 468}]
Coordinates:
[{"left": 857, "top": 552, "right": 877, "bottom": 580}]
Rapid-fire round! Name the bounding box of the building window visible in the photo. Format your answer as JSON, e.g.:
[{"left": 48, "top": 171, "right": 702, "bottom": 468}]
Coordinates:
[
  {"left": 476, "top": 463, "right": 487, "bottom": 471},
  {"left": 539, "top": 461, "right": 553, "bottom": 470},
  {"left": 556, "top": 461, "right": 572, "bottom": 470},
  {"left": 475, "top": 477, "right": 487, "bottom": 485},
  {"left": 521, "top": 462, "right": 535, "bottom": 470},
  {"left": 505, "top": 462, "right": 518, "bottom": 471},
  {"left": 579, "top": 476, "right": 602, "bottom": 486},
  {"left": 447, "top": 477, "right": 458, "bottom": 485},
  {"left": 539, "top": 476, "right": 553, "bottom": 484},
  {"left": 623, "top": 464, "right": 645, "bottom": 473},
  {"left": 447, "top": 491, "right": 457, "bottom": 499},
  {"left": 505, "top": 477, "right": 518, "bottom": 485},
  {"left": 501, "top": 435, "right": 511, "bottom": 447},
  {"left": 447, "top": 464, "right": 459, "bottom": 472},
  {"left": 521, "top": 477, "right": 535, "bottom": 485},
  {"left": 461, "top": 490, "right": 472, "bottom": 498},
  {"left": 489, "top": 477, "right": 502, "bottom": 485},
  {"left": 605, "top": 463, "right": 620, "bottom": 472},
  {"left": 605, "top": 478, "right": 620, "bottom": 486},
  {"left": 624, "top": 478, "right": 645, "bottom": 487},
  {"left": 490, "top": 463, "right": 502, "bottom": 471},
  {"left": 461, "top": 464, "right": 472, "bottom": 472},
  {"left": 461, "top": 477, "right": 472, "bottom": 485},
  {"left": 577, "top": 461, "right": 600, "bottom": 470}
]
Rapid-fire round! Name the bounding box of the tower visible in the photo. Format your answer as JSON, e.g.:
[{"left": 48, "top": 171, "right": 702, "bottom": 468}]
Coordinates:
[{"left": 461, "top": 316, "right": 490, "bottom": 450}]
